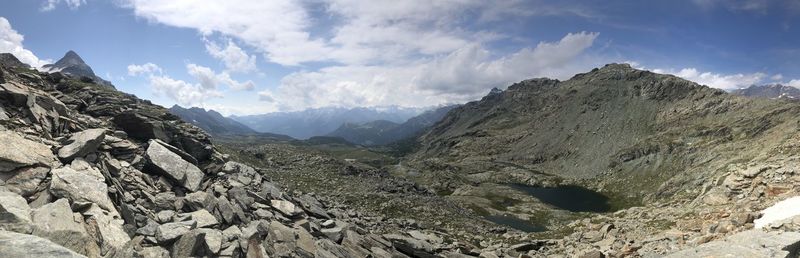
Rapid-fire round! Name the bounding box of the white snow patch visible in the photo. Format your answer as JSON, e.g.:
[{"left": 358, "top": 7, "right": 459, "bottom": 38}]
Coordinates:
[{"left": 754, "top": 196, "right": 800, "bottom": 228}]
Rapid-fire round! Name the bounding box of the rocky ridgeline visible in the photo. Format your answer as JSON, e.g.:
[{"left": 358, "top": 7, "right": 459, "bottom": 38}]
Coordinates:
[{"left": 0, "top": 56, "right": 458, "bottom": 257}]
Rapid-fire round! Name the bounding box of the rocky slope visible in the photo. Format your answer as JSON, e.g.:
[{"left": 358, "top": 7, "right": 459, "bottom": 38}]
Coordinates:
[
  {"left": 401, "top": 63, "right": 800, "bottom": 256},
  {"left": 733, "top": 84, "right": 800, "bottom": 100},
  {"left": 168, "top": 105, "right": 260, "bottom": 136},
  {"left": 41, "top": 51, "right": 115, "bottom": 88},
  {"left": 328, "top": 105, "right": 457, "bottom": 146},
  {"left": 0, "top": 55, "right": 472, "bottom": 257}
]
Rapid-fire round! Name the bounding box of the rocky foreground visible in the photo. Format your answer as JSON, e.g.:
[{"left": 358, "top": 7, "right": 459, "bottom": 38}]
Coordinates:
[{"left": 0, "top": 57, "right": 465, "bottom": 257}]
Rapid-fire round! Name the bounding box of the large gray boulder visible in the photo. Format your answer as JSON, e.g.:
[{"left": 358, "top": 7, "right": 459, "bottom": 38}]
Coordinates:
[
  {"left": 0, "top": 190, "right": 32, "bottom": 232},
  {"left": 57, "top": 129, "right": 105, "bottom": 161},
  {"left": 0, "top": 230, "right": 86, "bottom": 258},
  {"left": 82, "top": 203, "right": 130, "bottom": 254},
  {"left": 145, "top": 140, "right": 204, "bottom": 191},
  {"left": 0, "top": 166, "right": 49, "bottom": 197},
  {"left": 31, "top": 199, "right": 98, "bottom": 256},
  {"left": 666, "top": 229, "right": 800, "bottom": 257},
  {"left": 0, "top": 130, "right": 57, "bottom": 172},
  {"left": 49, "top": 166, "right": 116, "bottom": 213}
]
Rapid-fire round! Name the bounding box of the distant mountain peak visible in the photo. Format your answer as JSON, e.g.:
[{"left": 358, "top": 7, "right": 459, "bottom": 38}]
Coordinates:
[
  {"left": 0, "top": 53, "right": 31, "bottom": 68},
  {"left": 42, "top": 50, "right": 115, "bottom": 88},
  {"left": 733, "top": 84, "right": 800, "bottom": 100}
]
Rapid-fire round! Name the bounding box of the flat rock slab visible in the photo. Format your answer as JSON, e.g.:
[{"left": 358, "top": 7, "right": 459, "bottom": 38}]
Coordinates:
[
  {"left": 0, "top": 230, "right": 86, "bottom": 258},
  {"left": 666, "top": 230, "right": 800, "bottom": 257},
  {"left": 49, "top": 166, "right": 116, "bottom": 213},
  {"left": 0, "top": 130, "right": 57, "bottom": 172},
  {"left": 145, "top": 140, "right": 204, "bottom": 191},
  {"left": 57, "top": 128, "right": 105, "bottom": 161}
]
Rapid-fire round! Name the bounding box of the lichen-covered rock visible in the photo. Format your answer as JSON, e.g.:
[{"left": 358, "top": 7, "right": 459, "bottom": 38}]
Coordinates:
[
  {"left": 49, "top": 166, "right": 116, "bottom": 213},
  {"left": 31, "top": 199, "right": 98, "bottom": 256}
]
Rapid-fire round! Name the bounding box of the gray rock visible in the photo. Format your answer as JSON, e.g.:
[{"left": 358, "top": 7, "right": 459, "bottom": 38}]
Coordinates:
[
  {"left": 155, "top": 210, "right": 175, "bottom": 223},
  {"left": 204, "top": 229, "right": 223, "bottom": 254},
  {"left": 144, "top": 140, "right": 204, "bottom": 191},
  {"left": 0, "top": 230, "right": 86, "bottom": 258},
  {"left": 0, "top": 166, "right": 49, "bottom": 197},
  {"left": 384, "top": 234, "right": 438, "bottom": 258},
  {"left": 0, "top": 130, "right": 57, "bottom": 172},
  {"left": 321, "top": 224, "right": 346, "bottom": 243},
  {"left": 297, "top": 194, "right": 331, "bottom": 219},
  {"left": 31, "top": 199, "right": 97, "bottom": 256},
  {"left": 271, "top": 199, "right": 303, "bottom": 218},
  {"left": 182, "top": 209, "right": 218, "bottom": 228},
  {"left": 171, "top": 228, "right": 221, "bottom": 257},
  {"left": 82, "top": 203, "right": 130, "bottom": 254},
  {"left": 183, "top": 191, "right": 211, "bottom": 211},
  {"left": 0, "top": 190, "right": 32, "bottom": 232},
  {"left": 156, "top": 221, "right": 196, "bottom": 243},
  {"left": 666, "top": 229, "right": 800, "bottom": 257},
  {"left": 49, "top": 166, "right": 116, "bottom": 214},
  {"left": 265, "top": 220, "right": 297, "bottom": 257},
  {"left": 57, "top": 128, "right": 105, "bottom": 161}
]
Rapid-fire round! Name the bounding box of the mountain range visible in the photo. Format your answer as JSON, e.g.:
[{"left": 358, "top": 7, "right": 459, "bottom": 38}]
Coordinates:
[
  {"left": 168, "top": 105, "right": 257, "bottom": 136},
  {"left": 732, "top": 84, "right": 800, "bottom": 99},
  {"left": 231, "top": 106, "right": 428, "bottom": 139},
  {"left": 326, "top": 105, "right": 457, "bottom": 146}
]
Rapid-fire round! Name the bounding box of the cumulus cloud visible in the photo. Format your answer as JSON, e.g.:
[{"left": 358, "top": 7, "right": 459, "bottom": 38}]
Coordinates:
[
  {"left": 652, "top": 67, "right": 766, "bottom": 90},
  {"left": 127, "top": 63, "right": 162, "bottom": 76},
  {"left": 117, "top": 1, "right": 604, "bottom": 112},
  {"left": 787, "top": 79, "right": 800, "bottom": 88},
  {"left": 41, "top": 0, "right": 86, "bottom": 12},
  {"left": 205, "top": 39, "right": 257, "bottom": 73},
  {"left": 149, "top": 75, "right": 221, "bottom": 106},
  {"left": 128, "top": 62, "right": 253, "bottom": 106},
  {"left": 186, "top": 64, "right": 255, "bottom": 91},
  {"left": 0, "top": 17, "right": 50, "bottom": 67},
  {"left": 257, "top": 32, "right": 600, "bottom": 111}
]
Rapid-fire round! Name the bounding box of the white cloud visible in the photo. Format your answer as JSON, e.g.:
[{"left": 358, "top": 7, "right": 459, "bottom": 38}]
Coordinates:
[
  {"left": 257, "top": 32, "right": 600, "bottom": 111},
  {"left": 0, "top": 17, "right": 50, "bottom": 67},
  {"left": 186, "top": 64, "right": 255, "bottom": 91},
  {"left": 121, "top": 0, "right": 329, "bottom": 66},
  {"left": 771, "top": 74, "right": 784, "bottom": 81},
  {"left": 651, "top": 67, "right": 766, "bottom": 90},
  {"left": 149, "top": 75, "right": 221, "bottom": 106},
  {"left": 127, "top": 63, "right": 162, "bottom": 76},
  {"left": 788, "top": 79, "right": 800, "bottom": 88},
  {"left": 41, "top": 0, "right": 86, "bottom": 12},
  {"left": 205, "top": 39, "right": 257, "bottom": 73}
]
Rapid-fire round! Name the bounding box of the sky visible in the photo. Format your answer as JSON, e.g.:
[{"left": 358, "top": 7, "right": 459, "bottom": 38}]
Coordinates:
[{"left": 1, "top": 0, "right": 800, "bottom": 115}]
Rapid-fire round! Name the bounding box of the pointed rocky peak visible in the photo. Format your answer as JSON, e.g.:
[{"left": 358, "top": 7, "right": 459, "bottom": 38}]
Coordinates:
[
  {"left": 41, "top": 50, "right": 115, "bottom": 89},
  {"left": 55, "top": 50, "right": 87, "bottom": 67},
  {"left": 488, "top": 87, "right": 503, "bottom": 95}
]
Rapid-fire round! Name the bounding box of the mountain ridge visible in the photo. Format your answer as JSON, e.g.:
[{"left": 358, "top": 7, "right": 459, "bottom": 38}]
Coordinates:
[{"left": 41, "top": 50, "right": 115, "bottom": 88}]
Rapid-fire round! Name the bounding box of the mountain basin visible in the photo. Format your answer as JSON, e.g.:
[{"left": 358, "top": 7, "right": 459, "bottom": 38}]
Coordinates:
[{"left": 509, "top": 184, "right": 613, "bottom": 213}]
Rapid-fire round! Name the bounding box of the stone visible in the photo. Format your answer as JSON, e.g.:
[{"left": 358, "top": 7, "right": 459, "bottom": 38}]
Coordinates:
[
  {"left": 297, "top": 194, "right": 331, "bottom": 219},
  {"left": 82, "top": 203, "right": 130, "bottom": 254},
  {"left": 384, "top": 234, "right": 438, "bottom": 258},
  {"left": 183, "top": 191, "right": 211, "bottom": 211},
  {"left": 0, "top": 166, "right": 49, "bottom": 197},
  {"left": 171, "top": 228, "right": 221, "bottom": 257},
  {"left": 57, "top": 128, "right": 105, "bottom": 161},
  {"left": 265, "top": 220, "right": 297, "bottom": 257},
  {"left": 152, "top": 192, "right": 176, "bottom": 211},
  {"left": 271, "top": 199, "right": 303, "bottom": 218},
  {"left": 204, "top": 229, "right": 223, "bottom": 254},
  {"left": 260, "top": 181, "right": 283, "bottom": 199},
  {"left": 0, "top": 190, "right": 32, "bottom": 232},
  {"left": 666, "top": 230, "right": 800, "bottom": 257},
  {"left": 222, "top": 225, "right": 242, "bottom": 241},
  {"left": 144, "top": 140, "right": 204, "bottom": 191},
  {"left": 0, "top": 230, "right": 85, "bottom": 258},
  {"left": 156, "top": 221, "right": 196, "bottom": 243},
  {"left": 112, "top": 111, "right": 169, "bottom": 142},
  {"left": 215, "top": 196, "right": 237, "bottom": 224},
  {"left": 321, "top": 220, "right": 336, "bottom": 228},
  {"left": 31, "top": 199, "right": 97, "bottom": 256},
  {"left": 0, "top": 130, "right": 57, "bottom": 172},
  {"left": 184, "top": 209, "right": 219, "bottom": 228},
  {"left": 228, "top": 187, "right": 254, "bottom": 210},
  {"left": 579, "top": 250, "right": 605, "bottom": 258},
  {"left": 156, "top": 210, "right": 175, "bottom": 223},
  {"left": 49, "top": 166, "right": 116, "bottom": 213}
]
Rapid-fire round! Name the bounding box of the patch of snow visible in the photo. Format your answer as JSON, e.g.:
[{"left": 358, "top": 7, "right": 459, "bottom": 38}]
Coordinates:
[{"left": 754, "top": 196, "right": 800, "bottom": 228}]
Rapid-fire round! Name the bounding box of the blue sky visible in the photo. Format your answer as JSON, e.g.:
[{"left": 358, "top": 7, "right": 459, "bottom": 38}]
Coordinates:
[{"left": 1, "top": 0, "right": 799, "bottom": 115}]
